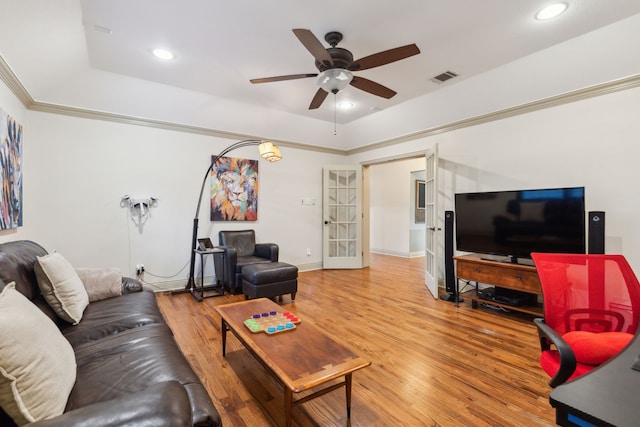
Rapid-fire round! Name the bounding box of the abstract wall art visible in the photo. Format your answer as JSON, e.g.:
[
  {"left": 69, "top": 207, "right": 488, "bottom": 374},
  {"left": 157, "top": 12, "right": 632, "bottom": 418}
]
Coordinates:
[
  {"left": 210, "top": 156, "right": 258, "bottom": 221},
  {"left": 0, "top": 108, "right": 23, "bottom": 229}
]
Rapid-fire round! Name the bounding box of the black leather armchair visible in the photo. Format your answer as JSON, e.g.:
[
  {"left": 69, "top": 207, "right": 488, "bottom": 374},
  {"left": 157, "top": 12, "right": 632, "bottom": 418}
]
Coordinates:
[{"left": 217, "top": 230, "right": 278, "bottom": 293}]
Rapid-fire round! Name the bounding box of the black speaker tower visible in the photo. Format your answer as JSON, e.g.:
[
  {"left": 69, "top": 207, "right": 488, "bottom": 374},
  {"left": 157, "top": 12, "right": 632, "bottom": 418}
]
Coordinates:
[
  {"left": 588, "top": 211, "right": 605, "bottom": 254},
  {"left": 440, "top": 210, "right": 463, "bottom": 303}
]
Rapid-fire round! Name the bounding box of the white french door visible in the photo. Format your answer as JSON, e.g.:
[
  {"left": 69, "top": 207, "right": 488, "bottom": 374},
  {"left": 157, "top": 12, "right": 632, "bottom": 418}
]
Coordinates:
[
  {"left": 424, "top": 146, "right": 439, "bottom": 298},
  {"left": 322, "top": 165, "right": 362, "bottom": 269}
]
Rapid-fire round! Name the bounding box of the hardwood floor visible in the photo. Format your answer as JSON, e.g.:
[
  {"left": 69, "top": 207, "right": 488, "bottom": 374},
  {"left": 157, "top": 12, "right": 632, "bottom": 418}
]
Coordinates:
[{"left": 157, "top": 254, "right": 555, "bottom": 426}]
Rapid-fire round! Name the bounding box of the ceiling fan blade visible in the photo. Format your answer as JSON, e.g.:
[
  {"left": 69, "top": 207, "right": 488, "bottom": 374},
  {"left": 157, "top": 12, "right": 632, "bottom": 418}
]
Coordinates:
[
  {"left": 350, "top": 76, "right": 397, "bottom": 99},
  {"left": 350, "top": 44, "right": 420, "bottom": 71},
  {"left": 309, "top": 88, "right": 328, "bottom": 109},
  {"left": 250, "top": 73, "right": 317, "bottom": 84},
  {"left": 292, "top": 29, "right": 333, "bottom": 68}
]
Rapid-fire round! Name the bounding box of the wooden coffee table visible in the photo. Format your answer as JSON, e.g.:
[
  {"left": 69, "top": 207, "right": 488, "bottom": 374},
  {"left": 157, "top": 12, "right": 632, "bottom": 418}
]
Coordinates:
[{"left": 215, "top": 298, "right": 370, "bottom": 427}]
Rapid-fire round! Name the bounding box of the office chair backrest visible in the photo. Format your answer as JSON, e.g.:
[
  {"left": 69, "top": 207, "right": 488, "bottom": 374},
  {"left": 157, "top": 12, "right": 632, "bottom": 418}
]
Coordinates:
[{"left": 532, "top": 253, "right": 640, "bottom": 336}]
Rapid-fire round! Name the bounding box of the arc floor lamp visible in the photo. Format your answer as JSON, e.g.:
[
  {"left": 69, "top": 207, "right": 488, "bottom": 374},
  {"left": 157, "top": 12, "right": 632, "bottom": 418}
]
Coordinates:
[{"left": 183, "top": 139, "right": 282, "bottom": 300}]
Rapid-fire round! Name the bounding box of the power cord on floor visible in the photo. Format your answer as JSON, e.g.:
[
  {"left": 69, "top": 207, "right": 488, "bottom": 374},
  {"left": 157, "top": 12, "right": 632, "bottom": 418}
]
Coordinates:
[
  {"left": 135, "top": 259, "right": 192, "bottom": 290},
  {"left": 125, "top": 208, "right": 193, "bottom": 286},
  {"left": 143, "top": 259, "right": 190, "bottom": 280}
]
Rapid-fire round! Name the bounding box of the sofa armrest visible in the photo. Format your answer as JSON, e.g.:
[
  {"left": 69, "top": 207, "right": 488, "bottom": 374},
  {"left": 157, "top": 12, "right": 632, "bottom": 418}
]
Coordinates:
[
  {"left": 534, "top": 317, "right": 577, "bottom": 387},
  {"left": 28, "top": 381, "right": 192, "bottom": 427},
  {"left": 255, "top": 243, "right": 279, "bottom": 262},
  {"left": 121, "top": 276, "right": 143, "bottom": 294}
]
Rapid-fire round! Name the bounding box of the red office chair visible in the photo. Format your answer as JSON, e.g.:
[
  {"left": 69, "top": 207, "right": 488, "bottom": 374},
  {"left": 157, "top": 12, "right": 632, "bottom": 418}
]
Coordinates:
[{"left": 531, "top": 253, "right": 640, "bottom": 387}]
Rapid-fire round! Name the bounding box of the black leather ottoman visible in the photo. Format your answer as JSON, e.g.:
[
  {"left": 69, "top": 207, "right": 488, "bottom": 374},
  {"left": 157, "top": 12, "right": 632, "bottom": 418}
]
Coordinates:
[{"left": 241, "top": 262, "right": 298, "bottom": 301}]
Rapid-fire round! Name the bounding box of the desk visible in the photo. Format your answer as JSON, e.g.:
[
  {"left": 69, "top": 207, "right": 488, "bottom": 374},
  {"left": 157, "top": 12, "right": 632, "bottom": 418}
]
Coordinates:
[
  {"left": 550, "top": 331, "right": 640, "bottom": 426},
  {"left": 191, "top": 248, "right": 225, "bottom": 301}
]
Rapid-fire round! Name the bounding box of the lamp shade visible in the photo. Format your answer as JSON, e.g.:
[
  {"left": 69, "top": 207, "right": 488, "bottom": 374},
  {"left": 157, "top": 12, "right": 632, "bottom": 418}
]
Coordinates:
[
  {"left": 266, "top": 145, "right": 282, "bottom": 162},
  {"left": 258, "top": 141, "right": 275, "bottom": 157},
  {"left": 317, "top": 69, "right": 353, "bottom": 94},
  {"left": 258, "top": 141, "right": 282, "bottom": 162}
]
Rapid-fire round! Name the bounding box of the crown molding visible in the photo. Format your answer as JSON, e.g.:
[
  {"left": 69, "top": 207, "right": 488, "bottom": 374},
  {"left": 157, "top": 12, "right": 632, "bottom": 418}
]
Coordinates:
[
  {"left": 28, "top": 101, "right": 343, "bottom": 155},
  {"left": 2, "top": 53, "right": 638, "bottom": 157},
  {"left": 345, "top": 73, "right": 640, "bottom": 155},
  {"left": 0, "top": 54, "right": 343, "bottom": 155},
  {"left": 0, "top": 55, "right": 34, "bottom": 107}
]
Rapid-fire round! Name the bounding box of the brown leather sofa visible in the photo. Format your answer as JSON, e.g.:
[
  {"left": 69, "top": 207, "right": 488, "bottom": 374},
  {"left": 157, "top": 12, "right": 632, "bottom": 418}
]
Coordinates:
[{"left": 0, "top": 240, "right": 221, "bottom": 427}]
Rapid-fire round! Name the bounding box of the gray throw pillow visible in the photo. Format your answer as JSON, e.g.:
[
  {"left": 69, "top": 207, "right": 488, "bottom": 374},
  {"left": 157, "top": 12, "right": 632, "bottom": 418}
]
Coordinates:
[{"left": 75, "top": 267, "right": 123, "bottom": 302}]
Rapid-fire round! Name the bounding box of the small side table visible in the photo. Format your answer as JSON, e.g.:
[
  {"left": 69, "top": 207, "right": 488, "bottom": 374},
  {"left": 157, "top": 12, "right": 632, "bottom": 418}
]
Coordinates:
[{"left": 192, "top": 248, "right": 225, "bottom": 301}]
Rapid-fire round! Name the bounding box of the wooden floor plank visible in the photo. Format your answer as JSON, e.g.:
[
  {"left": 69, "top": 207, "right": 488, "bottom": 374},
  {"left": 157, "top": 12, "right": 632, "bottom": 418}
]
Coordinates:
[{"left": 157, "top": 254, "right": 554, "bottom": 426}]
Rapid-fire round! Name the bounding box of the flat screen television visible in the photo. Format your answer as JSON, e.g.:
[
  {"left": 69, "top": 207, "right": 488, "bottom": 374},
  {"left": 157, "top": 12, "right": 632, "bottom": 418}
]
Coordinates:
[{"left": 454, "top": 187, "right": 585, "bottom": 262}]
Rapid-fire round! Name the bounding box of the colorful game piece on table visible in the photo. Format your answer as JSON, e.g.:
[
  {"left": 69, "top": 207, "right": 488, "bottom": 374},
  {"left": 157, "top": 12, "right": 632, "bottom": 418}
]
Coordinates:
[{"left": 244, "top": 310, "right": 301, "bottom": 334}]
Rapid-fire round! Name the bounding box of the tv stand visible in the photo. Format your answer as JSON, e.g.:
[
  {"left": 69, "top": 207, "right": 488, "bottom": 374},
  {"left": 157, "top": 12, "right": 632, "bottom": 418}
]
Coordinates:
[{"left": 454, "top": 254, "right": 542, "bottom": 316}]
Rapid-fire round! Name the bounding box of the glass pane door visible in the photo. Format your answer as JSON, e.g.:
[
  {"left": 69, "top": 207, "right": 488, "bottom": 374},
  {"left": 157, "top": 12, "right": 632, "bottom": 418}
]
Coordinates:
[{"left": 323, "top": 166, "right": 362, "bottom": 269}]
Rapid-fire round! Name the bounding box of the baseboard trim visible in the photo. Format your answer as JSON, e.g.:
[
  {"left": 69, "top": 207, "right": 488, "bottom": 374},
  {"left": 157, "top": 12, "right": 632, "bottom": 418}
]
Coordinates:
[
  {"left": 144, "top": 263, "right": 323, "bottom": 292},
  {"left": 144, "top": 278, "right": 192, "bottom": 293},
  {"left": 296, "top": 262, "right": 323, "bottom": 272},
  {"left": 370, "top": 249, "right": 411, "bottom": 258}
]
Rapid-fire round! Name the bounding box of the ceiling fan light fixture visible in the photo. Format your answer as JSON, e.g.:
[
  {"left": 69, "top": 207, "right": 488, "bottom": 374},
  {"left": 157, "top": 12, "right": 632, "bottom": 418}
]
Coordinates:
[
  {"left": 250, "top": 29, "right": 419, "bottom": 111},
  {"left": 317, "top": 68, "right": 353, "bottom": 94}
]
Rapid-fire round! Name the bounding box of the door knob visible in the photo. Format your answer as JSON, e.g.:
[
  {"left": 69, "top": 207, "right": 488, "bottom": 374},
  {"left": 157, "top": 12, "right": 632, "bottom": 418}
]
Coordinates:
[{"left": 324, "top": 220, "right": 332, "bottom": 225}]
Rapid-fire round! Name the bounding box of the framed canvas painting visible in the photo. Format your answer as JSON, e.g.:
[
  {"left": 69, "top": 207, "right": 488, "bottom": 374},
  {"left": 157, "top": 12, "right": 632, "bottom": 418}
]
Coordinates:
[
  {"left": 210, "top": 156, "right": 259, "bottom": 221},
  {"left": 0, "top": 108, "right": 23, "bottom": 229}
]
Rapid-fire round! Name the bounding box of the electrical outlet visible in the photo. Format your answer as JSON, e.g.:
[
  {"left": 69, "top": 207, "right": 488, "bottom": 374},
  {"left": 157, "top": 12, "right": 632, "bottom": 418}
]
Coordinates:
[
  {"left": 136, "top": 264, "right": 145, "bottom": 275},
  {"left": 306, "top": 248, "right": 311, "bottom": 256}
]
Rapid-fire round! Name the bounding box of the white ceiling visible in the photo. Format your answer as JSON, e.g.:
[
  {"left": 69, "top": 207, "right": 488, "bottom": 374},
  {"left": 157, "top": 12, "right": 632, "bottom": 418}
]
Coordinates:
[{"left": 2, "top": 0, "right": 640, "bottom": 133}]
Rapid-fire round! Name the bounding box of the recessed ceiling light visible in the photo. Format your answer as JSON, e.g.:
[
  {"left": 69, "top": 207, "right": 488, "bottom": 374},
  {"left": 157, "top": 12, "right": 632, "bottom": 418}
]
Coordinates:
[
  {"left": 535, "top": 3, "right": 568, "bottom": 20},
  {"left": 337, "top": 101, "right": 354, "bottom": 110},
  {"left": 152, "top": 48, "right": 175, "bottom": 60}
]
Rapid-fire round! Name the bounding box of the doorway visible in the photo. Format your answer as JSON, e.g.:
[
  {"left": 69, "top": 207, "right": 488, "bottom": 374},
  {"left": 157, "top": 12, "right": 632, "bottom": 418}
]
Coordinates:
[{"left": 364, "top": 152, "right": 439, "bottom": 298}]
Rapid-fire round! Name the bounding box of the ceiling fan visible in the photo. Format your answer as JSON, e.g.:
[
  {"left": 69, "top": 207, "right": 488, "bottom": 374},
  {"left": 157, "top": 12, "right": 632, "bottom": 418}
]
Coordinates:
[{"left": 250, "top": 29, "right": 420, "bottom": 109}]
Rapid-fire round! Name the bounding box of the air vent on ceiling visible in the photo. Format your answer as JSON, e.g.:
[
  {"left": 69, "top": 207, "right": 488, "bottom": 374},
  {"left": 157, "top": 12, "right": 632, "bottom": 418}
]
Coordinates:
[{"left": 431, "top": 71, "right": 458, "bottom": 84}]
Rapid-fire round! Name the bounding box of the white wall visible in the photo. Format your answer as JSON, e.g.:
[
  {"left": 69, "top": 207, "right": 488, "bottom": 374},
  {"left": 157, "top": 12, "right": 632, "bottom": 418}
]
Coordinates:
[
  {"left": 409, "top": 170, "right": 426, "bottom": 255},
  {"left": 3, "top": 83, "right": 640, "bottom": 285},
  {"left": 350, "top": 85, "right": 640, "bottom": 275},
  {"left": 3, "top": 108, "right": 343, "bottom": 288},
  {"left": 369, "top": 158, "right": 425, "bottom": 257}
]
